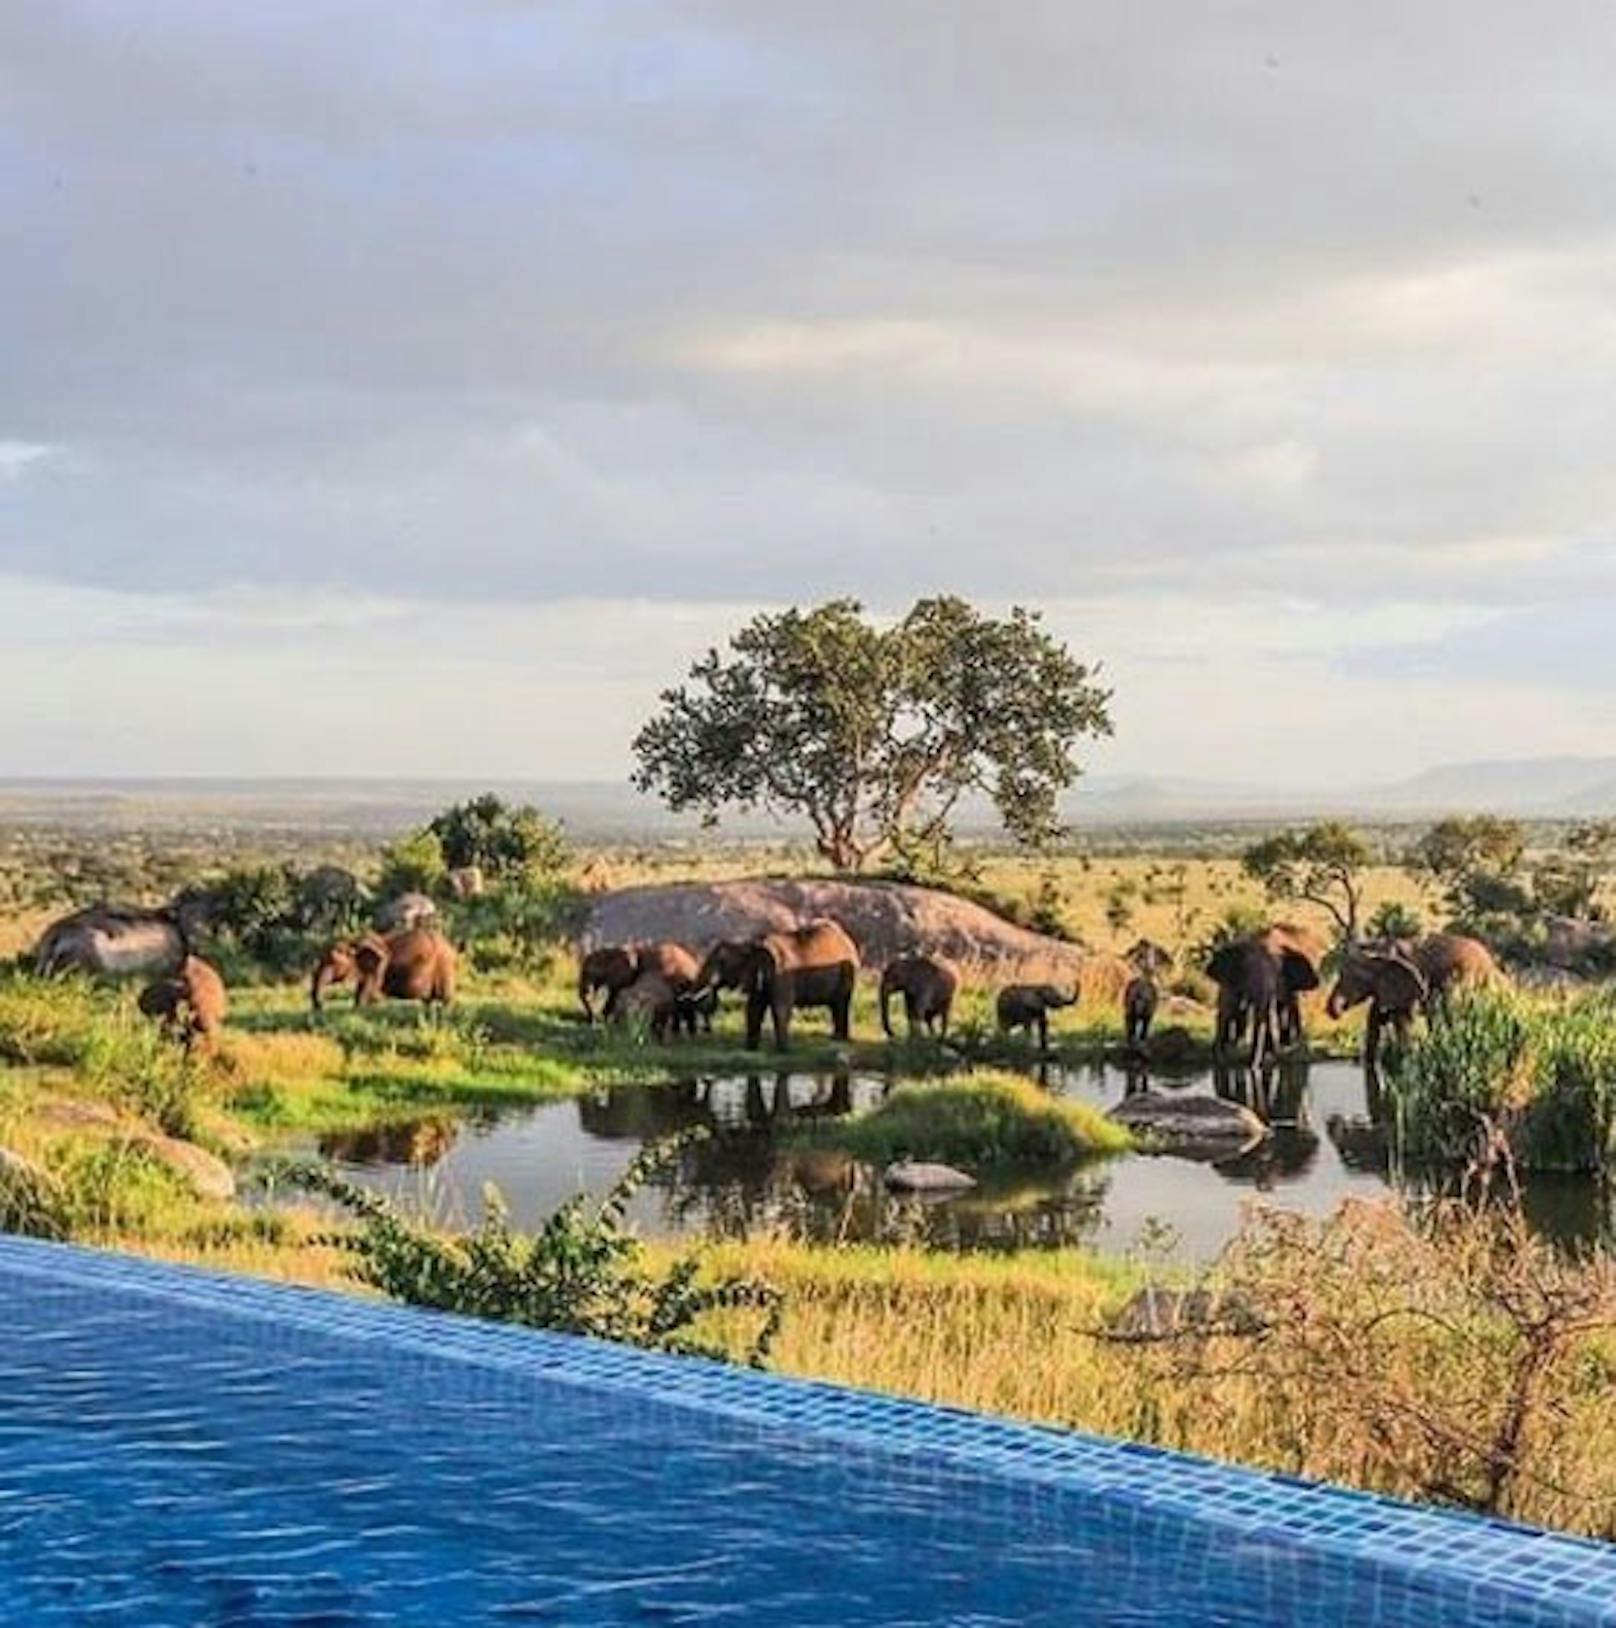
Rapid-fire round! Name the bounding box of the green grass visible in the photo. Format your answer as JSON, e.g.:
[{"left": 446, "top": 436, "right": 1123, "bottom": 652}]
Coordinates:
[
  {"left": 789, "top": 1069, "right": 1133, "bottom": 1169},
  {"left": 1390, "top": 988, "right": 1616, "bottom": 1172}
]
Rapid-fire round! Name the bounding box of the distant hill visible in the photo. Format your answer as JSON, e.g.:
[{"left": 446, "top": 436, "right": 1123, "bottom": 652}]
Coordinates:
[
  {"left": 2, "top": 756, "right": 1614, "bottom": 839},
  {"left": 1364, "top": 758, "right": 1616, "bottom": 817}
]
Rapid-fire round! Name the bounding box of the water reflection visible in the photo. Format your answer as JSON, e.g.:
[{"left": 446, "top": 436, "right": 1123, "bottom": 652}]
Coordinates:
[{"left": 302, "top": 1056, "right": 1614, "bottom": 1263}]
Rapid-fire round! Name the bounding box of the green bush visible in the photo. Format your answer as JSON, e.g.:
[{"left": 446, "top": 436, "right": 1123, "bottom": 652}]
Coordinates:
[
  {"left": 797, "top": 1070, "right": 1132, "bottom": 1169},
  {"left": 283, "top": 1132, "right": 781, "bottom": 1365}
]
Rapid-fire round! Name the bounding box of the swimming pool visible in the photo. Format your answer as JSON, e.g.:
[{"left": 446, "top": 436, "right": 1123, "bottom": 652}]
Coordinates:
[{"left": 2, "top": 1237, "right": 1613, "bottom": 1625}]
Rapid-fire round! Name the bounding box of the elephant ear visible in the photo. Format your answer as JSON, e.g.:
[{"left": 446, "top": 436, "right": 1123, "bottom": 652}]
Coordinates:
[
  {"left": 353, "top": 938, "right": 389, "bottom": 977},
  {"left": 1279, "top": 948, "right": 1321, "bottom": 993},
  {"left": 1370, "top": 954, "right": 1427, "bottom": 1010},
  {"left": 1206, "top": 943, "right": 1243, "bottom": 985}
]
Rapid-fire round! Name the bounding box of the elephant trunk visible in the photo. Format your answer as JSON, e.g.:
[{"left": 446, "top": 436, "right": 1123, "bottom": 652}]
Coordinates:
[
  {"left": 578, "top": 968, "right": 596, "bottom": 1024},
  {"left": 311, "top": 959, "right": 342, "bottom": 1014}
]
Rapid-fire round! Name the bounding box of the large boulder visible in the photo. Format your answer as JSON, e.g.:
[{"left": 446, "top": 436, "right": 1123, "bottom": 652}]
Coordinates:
[
  {"left": 1108, "top": 1091, "right": 1267, "bottom": 1154},
  {"left": 135, "top": 1134, "right": 237, "bottom": 1202},
  {"left": 884, "top": 1159, "right": 976, "bottom": 1193},
  {"left": 581, "top": 879, "right": 1101, "bottom": 987},
  {"left": 1544, "top": 916, "right": 1615, "bottom": 971},
  {"left": 0, "top": 1147, "right": 64, "bottom": 1237},
  {"left": 33, "top": 904, "right": 185, "bottom": 979}
]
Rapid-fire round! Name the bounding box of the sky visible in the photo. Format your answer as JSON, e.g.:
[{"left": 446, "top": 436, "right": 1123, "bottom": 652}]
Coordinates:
[{"left": 4, "top": 1, "right": 1616, "bottom": 788}]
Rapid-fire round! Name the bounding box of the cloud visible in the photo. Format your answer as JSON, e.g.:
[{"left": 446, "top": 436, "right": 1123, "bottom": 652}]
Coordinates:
[
  {"left": 3, "top": 2, "right": 1613, "bottom": 774},
  {"left": 0, "top": 441, "right": 53, "bottom": 481}
]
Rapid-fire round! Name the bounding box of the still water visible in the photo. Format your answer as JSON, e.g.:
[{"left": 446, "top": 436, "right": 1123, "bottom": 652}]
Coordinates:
[{"left": 298, "top": 1061, "right": 1609, "bottom": 1262}]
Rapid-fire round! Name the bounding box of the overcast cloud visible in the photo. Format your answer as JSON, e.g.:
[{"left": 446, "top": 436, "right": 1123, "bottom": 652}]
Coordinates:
[{"left": 3, "top": 2, "right": 1614, "bottom": 783}]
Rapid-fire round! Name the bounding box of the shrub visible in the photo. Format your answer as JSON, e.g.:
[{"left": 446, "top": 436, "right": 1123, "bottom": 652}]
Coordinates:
[
  {"left": 283, "top": 1132, "right": 781, "bottom": 1365},
  {"left": 797, "top": 1071, "right": 1132, "bottom": 1169}
]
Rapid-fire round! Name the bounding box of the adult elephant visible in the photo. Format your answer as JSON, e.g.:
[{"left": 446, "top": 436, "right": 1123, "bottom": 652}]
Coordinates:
[
  {"left": 879, "top": 954, "right": 960, "bottom": 1040},
  {"left": 578, "top": 941, "right": 700, "bottom": 1025},
  {"left": 1205, "top": 938, "right": 1283, "bottom": 1067},
  {"left": 1255, "top": 923, "right": 1327, "bottom": 1048},
  {"left": 1206, "top": 925, "right": 1324, "bottom": 1059},
  {"left": 1326, "top": 932, "right": 1500, "bottom": 1065},
  {"left": 138, "top": 955, "right": 228, "bottom": 1054},
  {"left": 310, "top": 929, "right": 457, "bottom": 1014},
  {"left": 691, "top": 920, "right": 858, "bottom": 1052},
  {"left": 995, "top": 984, "right": 1077, "bottom": 1048}
]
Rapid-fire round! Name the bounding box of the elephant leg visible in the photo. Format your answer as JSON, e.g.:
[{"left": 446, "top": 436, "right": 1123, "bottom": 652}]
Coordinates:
[
  {"left": 1036, "top": 1011, "right": 1049, "bottom": 1050},
  {"left": 744, "top": 990, "right": 768, "bottom": 1051},
  {"left": 905, "top": 992, "right": 920, "bottom": 1041},
  {"left": 1365, "top": 1005, "right": 1383, "bottom": 1069},
  {"left": 831, "top": 981, "right": 852, "bottom": 1042},
  {"left": 772, "top": 996, "right": 791, "bottom": 1052}
]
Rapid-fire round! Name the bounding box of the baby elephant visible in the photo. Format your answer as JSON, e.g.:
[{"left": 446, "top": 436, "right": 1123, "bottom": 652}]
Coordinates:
[
  {"left": 138, "top": 955, "right": 228, "bottom": 1054},
  {"left": 995, "top": 983, "right": 1077, "bottom": 1048},
  {"left": 879, "top": 954, "right": 960, "bottom": 1040},
  {"left": 1123, "top": 973, "right": 1158, "bottom": 1047}
]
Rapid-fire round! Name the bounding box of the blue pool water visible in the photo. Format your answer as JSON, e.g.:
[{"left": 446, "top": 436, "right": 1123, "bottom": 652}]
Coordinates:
[{"left": 3, "top": 1239, "right": 1615, "bottom": 1625}]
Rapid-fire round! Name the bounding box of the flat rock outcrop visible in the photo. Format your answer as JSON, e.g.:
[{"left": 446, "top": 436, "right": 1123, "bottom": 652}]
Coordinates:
[{"left": 1108, "top": 1092, "right": 1267, "bottom": 1152}]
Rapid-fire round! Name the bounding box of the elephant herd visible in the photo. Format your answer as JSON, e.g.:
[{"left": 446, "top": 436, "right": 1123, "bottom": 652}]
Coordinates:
[
  {"left": 32, "top": 895, "right": 1505, "bottom": 1069},
  {"left": 579, "top": 919, "right": 1100, "bottom": 1054},
  {"left": 1201, "top": 923, "right": 1502, "bottom": 1067}
]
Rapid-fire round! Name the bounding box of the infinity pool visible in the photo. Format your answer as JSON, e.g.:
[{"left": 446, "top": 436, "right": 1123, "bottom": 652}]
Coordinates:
[{"left": 2, "top": 1238, "right": 1613, "bottom": 1625}]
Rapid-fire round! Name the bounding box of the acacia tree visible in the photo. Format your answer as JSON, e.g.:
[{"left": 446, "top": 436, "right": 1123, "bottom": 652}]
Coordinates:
[
  {"left": 631, "top": 597, "right": 1112, "bottom": 872},
  {"left": 1241, "top": 821, "right": 1372, "bottom": 941}
]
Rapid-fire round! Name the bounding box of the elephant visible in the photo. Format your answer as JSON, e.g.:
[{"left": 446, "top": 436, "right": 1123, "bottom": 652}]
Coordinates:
[
  {"left": 609, "top": 971, "right": 687, "bottom": 1041},
  {"left": 1206, "top": 926, "right": 1324, "bottom": 1060},
  {"left": 310, "top": 928, "right": 457, "bottom": 1014},
  {"left": 1123, "top": 973, "right": 1158, "bottom": 1047},
  {"left": 374, "top": 892, "right": 438, "bottom": 934},
  {"left": 1253, "top": 923, "right": 1326, "bottom": 1049},
  {"left": 1205, "top": 938, "right": 1283, "bottom": 1066},
  {"left": 879, "top": 954, "right": 960, "bottom": 1040},
  {"left": 995, "top": 983, "right": 1077, "bottom": 1048},
  {"left": 1325, "top": 932, "right": 1500, "bottom": 1065},
  {"left": 578, "top": 941, "right": 700, "bottom": 1026},
  {"left": 137, "top": 955, "right": 228, "bottom": 1053},
  {"left": 1125, "top": 938, "right": 1174, "bottom": 978},
  {"left": 690, "top": 919, "right": 859, "bottom": 1052}
]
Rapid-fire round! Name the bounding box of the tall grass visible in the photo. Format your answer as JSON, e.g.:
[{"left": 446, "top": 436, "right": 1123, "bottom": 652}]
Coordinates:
[{"left": 1390, "top": 990, "right": 1616, "bottom": 1172}]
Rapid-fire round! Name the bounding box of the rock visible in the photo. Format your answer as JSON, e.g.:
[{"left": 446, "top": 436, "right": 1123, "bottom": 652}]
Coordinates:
[
  {"left": 33, "top": 904, "right": 185, "bottom": 979},
  {"left": 1106, "top": 1286, "right": 1263, "bottom": 1342},
  {"left": 1108, "top": 1092, "right": 1267, "bottom": 1152},
  {"left": 884, "top": 1159, "right": 976, "bottom": 1193},
  {"left": 446, "top": 866, "right": 485, "bottom": 899},
  {"left": 582, "top": 879, "right": 1106, "bottom": 987},
  {"left": 1544, "top": 915, "right": 1615, "bottom": 970},
  {"left": 34, "top": 1097, "right": 122, "bottom": 1131},
  {"left": 0, "top": 1147, "right": 64, "bottom": 1237},
  {"left": 135, "top": 1135, "right": 236, "bottom": 1201}
]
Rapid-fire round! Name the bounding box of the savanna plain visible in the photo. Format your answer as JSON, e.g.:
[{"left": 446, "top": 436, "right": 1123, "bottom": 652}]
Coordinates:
[{"left": 6, "top": 798, "right": 1616, "bottom": 1540}]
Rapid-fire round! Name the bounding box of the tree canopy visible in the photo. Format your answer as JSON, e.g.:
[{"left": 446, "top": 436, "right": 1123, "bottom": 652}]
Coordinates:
[
  {"left": 1241, "top": 821, "right": 1372, "bottom": 940},
  {"left": 381, "top": 794, "right": 570, "bottom": 895},
  {"left": 631, "top": 597, "right": 1112, "bottom": 872}
]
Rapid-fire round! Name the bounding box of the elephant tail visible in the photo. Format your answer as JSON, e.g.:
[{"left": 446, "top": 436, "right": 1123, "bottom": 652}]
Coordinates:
[{"left": 879, "top": 972, "right": 896, "bottom": 1038}]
